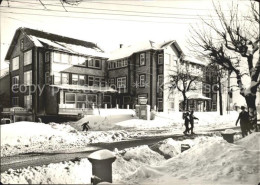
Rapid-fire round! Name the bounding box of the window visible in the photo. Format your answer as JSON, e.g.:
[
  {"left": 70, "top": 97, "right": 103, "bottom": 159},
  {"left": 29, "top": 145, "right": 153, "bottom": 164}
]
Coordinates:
[
  {"left": 12, "top": 56, "right": 19, "bottom": 71},
  {"left": 109, "top": 78, "right": 115, "bottom": 85},
  {"left": 12, "top": 76, "right": 19, "bottom": 88},
  {"left": 123, "top": 59, "right": 128, "bottom": 67},
  {"left": 61, "top": 73, "right": 69, "bottom": 84},
  {"left": 88, "top": 76, "right": 94, "bottom": 86},
  {"left": 72, "top": 74, "right": 79, "bottom": 85},
  {"left": 140, "top": 53, "right": 145, "bottom": 66},
  {"left": 94, "top": 59, "right": 101, "bottom": 68},
  {"left": 24, "top": 71, "right": 32, "bottom": 86},
  {"left": 76, "top": 94, "right": 87, "bottom": 108},
  {"left": 158, "top": 54, "right": 163, "bottom": 64},
  {"left": 79, "top": 75, "right": 85, "bottom": 86},
  {"left": 45, "top": 52, "right": 50, "bottom": 63},
  {"left": 20, "top": 39, "right": 24, "bottom": 50},
  {"left": 101, "top": 78, "right": 105, "bottom": 87},
  {"left": 65, "top": 93, "right": 76, "bottom": 104},
  {"left": 88, "top": 59, "right": 94, "bottom": 67},
  {"left": 12, "top": 97, "right": 19, "bottom": 106},
  {"left": 94, "top": 77, "right": 101, "bottom": 86},
  {"left": 24, "top": 50, "right": 32, "bottom": 66},
  {"left": 139, "top": 74, "right": 146, "bottom": 87},
  {"left": 61, "top": 54, "right": 69, "bottom": 64},
  {"left": 112, "top": 62, "right": 115, "bottom": 69},
  {"left": 117, "top": 77, "right": 127, "bottom": 89},
  {"left": 53, "top": 72, "right": 61, "bottom": 85},
  {"left": 24, "top": 95, "right": 32, "bottom": 109},
  {"left": 117, "top": 60, "right": 122, "bottom": 68}
]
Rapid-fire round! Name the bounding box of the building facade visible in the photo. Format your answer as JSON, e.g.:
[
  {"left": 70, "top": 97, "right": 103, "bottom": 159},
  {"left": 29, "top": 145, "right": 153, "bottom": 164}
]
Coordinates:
[
  {"left": 3, "top": 27, "right": 115, "bottom": 121},
  {"left": 2, "top": 28, "right": 222, "bottom": 122}
]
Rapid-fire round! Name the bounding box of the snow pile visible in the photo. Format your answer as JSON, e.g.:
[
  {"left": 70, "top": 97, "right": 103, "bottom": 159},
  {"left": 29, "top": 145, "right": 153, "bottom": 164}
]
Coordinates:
[
  {"left": 127, "top": 135, "right": 260, "bottom": 184},
  {"left": 157, "top": 136, "right": 223, "bottom": 158},
  {"left": 0, "top": 122, "right": 130, "bottom": 157},
  {"left": 235, "top": 132, "right": 260, "bottom": 150},
  {"left": 113, "top": 145, "right": 166, "bottom": 183},
  {"left": 123, "top": 145, "right": 164, "bottom": 166},
  {"left": 1, "top": 159, "right": 92, "bottom": 184}
]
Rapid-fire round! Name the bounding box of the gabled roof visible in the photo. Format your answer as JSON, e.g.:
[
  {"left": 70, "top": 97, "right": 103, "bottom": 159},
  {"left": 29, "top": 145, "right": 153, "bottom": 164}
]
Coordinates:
[
  {"left": 5, "top": 27, "right": 108, "bottom": 60},
  {"left": 108, "top": 40, "right": 183, "bottom": 61}
]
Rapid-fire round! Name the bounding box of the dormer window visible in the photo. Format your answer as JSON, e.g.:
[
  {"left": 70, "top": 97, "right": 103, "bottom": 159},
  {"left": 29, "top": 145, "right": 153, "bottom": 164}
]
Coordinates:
[{"left": 88, "top": 59, "right": 101, "bottom": 69}]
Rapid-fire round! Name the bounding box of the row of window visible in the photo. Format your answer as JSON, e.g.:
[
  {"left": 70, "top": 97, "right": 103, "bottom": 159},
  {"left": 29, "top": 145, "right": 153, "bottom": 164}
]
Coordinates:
[
  {"left": 108, "top": 77, "right": 127, "bottom": 89},
  {"left": 12, "top": 50, "right": 32, "bottom": 71},
  {"left": 12, "top": 95, "right": 32, "bottom": 109},
  {"left": 108, "top": 59, "right": 128, "bottom": 69},
  {"left": 108, "top": 53, "right": 164, "bottom": 70},
  {"left": 52, "top": 52, "right": 102, "bottom": 69},
  {"left": 53, "top": 72, "right": 105, "bottom": 86},
  {"left": 12, "top": 70, "right": 32, "bottom": 87}
]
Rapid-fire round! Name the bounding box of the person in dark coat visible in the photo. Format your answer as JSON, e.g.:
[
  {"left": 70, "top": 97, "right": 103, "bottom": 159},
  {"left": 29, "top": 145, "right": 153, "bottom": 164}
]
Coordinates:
[
  {"left": 183, "top": 111, "right": 190, "bottom": 135},
  {"left": 236, "top": 106, "right": 250, "bottom": 137},
  {"left": 189, "top": 110, "right": 198, "bottom": 135},
  {"left": 82, "top": 121, "right": 90, "bottom": 132}
]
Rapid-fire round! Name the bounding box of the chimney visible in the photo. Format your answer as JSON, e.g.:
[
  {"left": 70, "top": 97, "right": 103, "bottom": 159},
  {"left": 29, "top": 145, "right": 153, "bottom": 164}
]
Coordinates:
[{"left": 120, "top": 44, "right": 123, "bottom": 48}]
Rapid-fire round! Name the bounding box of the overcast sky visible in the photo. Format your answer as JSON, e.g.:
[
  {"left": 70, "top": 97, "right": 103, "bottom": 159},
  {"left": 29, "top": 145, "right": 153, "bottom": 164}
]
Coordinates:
[{"left": 0, "top": 0, "right": 253, "bottom": 70}]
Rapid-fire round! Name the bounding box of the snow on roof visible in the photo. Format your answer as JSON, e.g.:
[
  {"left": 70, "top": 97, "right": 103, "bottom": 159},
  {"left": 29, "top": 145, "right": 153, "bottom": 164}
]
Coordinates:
[
  {"left": 5, "top": 27, "right": 107, "bottom": 59},
  {"left": 183, "top": 56, "right": 207, "bottom": 66},
  {"left": 27, "top": 35, "right": 108, "bottom": 58},
  {"left": 88, "top": 149, "right": 115, "bottom": 160},
  {"left": 108, "top": 40, "right": 164, "bottom": 61},
  {"left": 50, "top": 84, "right": 117, "bottom": 92}
]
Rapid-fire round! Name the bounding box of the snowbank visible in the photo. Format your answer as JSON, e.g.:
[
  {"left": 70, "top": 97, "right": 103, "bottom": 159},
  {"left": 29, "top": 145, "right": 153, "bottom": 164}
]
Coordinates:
[
  {"left": 0, "top": 122, "right": 130, "bottom": 157},
  {"left": 235, "top": 132, "right": 260, "bottom": 150},
  {"left": 1, "top": 159, "right": 92, "bottom": 184},
  {"left": 2, "top": 134, "right": 259, "bottom": 184},
  {"left": 128, "top": 134, "right": 260, "bottom": 184}
]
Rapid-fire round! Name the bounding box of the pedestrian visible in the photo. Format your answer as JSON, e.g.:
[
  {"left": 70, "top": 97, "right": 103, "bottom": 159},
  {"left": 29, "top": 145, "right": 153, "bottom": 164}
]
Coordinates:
[
  {"left": 189, "top": 110, "right": 198, "bottom": 135},
  {"left": 82, "top": 121, "right": 90, "bottom": 132},
  {"left": 183, "top": 111, "right": 190, "bottom": 135},
  {"left": 236, "top": 106, "right": 250, "bottom": 137}
]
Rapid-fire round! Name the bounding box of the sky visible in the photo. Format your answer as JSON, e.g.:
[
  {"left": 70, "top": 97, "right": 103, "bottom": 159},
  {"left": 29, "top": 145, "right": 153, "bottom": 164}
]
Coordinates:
[{"left": 0, "top": 0, "right": 255, "bottom": 70}]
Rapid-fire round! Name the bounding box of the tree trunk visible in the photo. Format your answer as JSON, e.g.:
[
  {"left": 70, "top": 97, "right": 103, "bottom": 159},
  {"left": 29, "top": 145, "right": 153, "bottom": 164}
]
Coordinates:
[
  {"left": 245, "top": 94, "right": 258, "bottom": 131},
  {"left": 218, "top": 79, "right": 223, "bottom": 115}
]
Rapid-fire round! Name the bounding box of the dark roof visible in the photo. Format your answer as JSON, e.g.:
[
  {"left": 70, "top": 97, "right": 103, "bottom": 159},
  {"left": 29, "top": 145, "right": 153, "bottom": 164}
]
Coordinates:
[{"left": 5, "top": 27, "right": 105, "bottom": 60}]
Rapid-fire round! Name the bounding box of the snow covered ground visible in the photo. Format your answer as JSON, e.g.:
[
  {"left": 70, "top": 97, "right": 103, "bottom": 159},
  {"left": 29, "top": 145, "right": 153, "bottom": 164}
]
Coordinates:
[
  {"left": 1, "top": 111, "right": 240, "bottom": 157},
  {"left": 1, "top": 133, "right": 259, "bottom": 184}
]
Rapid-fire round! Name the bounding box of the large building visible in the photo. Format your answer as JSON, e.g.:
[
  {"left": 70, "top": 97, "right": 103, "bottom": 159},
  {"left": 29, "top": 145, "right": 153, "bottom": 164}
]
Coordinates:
[
  {"left": 3, "top": 27, "right": 115, "bottom": 122},
  {"left": 2, "top": 27, "right": 222, "bottom": 122},
  {"left": 107, "top": 41, "right": 215, "bottom": 112}
]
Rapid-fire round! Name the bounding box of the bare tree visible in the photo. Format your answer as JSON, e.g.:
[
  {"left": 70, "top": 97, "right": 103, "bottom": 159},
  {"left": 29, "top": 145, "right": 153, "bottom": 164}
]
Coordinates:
[
  {"left": 189, "top": 1, "right": 259, "bottom": 130},
  {"left": 167, "top": 59, "right": 201, "bottom": 111}
]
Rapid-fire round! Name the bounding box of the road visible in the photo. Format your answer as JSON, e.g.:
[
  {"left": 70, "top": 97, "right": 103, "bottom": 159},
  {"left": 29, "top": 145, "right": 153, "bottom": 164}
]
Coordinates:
[{"left": 0, "top": 127, "right": 240, "bottom": 173}]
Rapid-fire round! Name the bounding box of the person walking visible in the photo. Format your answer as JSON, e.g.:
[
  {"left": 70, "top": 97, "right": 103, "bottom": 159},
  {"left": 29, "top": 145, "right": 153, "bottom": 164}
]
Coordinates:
[
  {"left": 82, "top": 121, "right": 90, "bottom": 132},
  {"left": 183, "top": 111, "right": 190, "bottom": 135},
  {"left": 236, "top": 106, "right": 250, "bottom": 137},
  {"left": 189, "top": 110, "right": 198, "bottom": 135}
]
